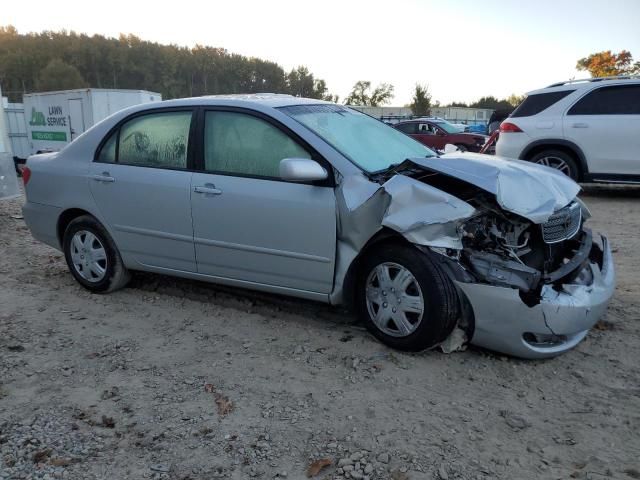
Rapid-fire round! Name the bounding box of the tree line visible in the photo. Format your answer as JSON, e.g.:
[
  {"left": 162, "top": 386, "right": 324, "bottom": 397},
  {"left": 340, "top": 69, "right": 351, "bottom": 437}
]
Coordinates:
[{"left": 0, "top": 26, "right": 334, "bottom": 102}]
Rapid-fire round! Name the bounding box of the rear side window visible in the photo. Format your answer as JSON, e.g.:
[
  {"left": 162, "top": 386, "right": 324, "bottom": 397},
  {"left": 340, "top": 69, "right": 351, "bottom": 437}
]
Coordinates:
[
  {"left": 204, "top": 111, "right": 310, "bottom": 178},
  {"left": 117, "top": 111, "right": 192, "bottom": 168},
  {"left": 568, "top": 85, "right": 640, "bottom": 115},
  {"left": 396, "top": 123, "right": 417, "bottom": 134},
  {"left": 511, "top": 90, "right": 575, "bottom": 117},
  {"left": 97, "top": 131, "right": 117, "bottom": 163}
]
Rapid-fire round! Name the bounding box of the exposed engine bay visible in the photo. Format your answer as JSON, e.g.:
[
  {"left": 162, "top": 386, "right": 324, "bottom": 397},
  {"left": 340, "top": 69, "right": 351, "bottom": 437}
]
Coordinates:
[{"left": 458, "top": 197, "right": 591, "bottom": 295}]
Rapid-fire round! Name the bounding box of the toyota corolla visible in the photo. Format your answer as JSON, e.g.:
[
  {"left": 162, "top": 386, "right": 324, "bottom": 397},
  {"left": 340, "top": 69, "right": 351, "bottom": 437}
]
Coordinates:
[{"left": 21, "top": 95, "right": 615, "bottom": 358}]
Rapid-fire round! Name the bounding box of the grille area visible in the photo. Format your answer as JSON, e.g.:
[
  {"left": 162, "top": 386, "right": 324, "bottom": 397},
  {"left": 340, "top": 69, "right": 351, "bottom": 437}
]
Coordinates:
[{"left": 542, "top": 202, "right": 582, "bottom": 244}]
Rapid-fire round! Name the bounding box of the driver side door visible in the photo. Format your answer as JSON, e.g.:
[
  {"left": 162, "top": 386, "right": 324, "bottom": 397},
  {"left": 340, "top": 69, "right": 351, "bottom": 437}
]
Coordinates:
[{"left": 190, "top": 109, "right": 337, "bottom": 294}]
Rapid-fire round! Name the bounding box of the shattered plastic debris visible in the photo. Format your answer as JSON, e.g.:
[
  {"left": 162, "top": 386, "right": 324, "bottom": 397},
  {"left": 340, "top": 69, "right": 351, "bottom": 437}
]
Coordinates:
[{"left": 439, "top": 327, "right": 468, "bottom": 354}]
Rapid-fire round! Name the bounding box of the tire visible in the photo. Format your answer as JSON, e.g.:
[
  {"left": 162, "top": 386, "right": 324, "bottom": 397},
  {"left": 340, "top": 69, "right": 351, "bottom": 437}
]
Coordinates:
[
  {"left": 455, "top": 144, "right": 468, "bottom": 152},
  {"left": 530, "top": 149, "right": 579, "bottom": 181},
  {"left": 356, "top": 243, "right": 459, "bottom": 351},
  {"left": 62, "top": 215, "right": 130, "bottom": 293}
]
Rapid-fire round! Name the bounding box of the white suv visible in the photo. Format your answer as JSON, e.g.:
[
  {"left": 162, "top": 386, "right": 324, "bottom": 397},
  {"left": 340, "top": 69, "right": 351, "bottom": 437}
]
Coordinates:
[{"left": 495, "top": 76, "right": 640, "bottom": 183}]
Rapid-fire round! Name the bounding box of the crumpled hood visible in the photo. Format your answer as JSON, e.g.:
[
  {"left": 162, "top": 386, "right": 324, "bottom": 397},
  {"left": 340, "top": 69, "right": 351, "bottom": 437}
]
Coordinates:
[{"left": 410, "top": 153, "right": 581, "bottom": 223}]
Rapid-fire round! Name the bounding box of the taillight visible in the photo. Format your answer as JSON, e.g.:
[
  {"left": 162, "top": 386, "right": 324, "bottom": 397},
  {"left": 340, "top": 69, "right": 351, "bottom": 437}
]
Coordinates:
[
  {"left": 22, "top": 166, "right": 32, "bottom": 185},
  {"left": 500, "top": 122, "right": 523, "bottom": 133}
]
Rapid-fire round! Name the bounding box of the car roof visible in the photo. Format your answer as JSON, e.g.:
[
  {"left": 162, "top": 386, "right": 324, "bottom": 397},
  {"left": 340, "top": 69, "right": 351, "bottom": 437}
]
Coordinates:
[
  {"left": 146, "top": 93, "right": 334, "bottom": 110},
  {"left": 527, "top": 76, "right": 640, "bottom": 96}
]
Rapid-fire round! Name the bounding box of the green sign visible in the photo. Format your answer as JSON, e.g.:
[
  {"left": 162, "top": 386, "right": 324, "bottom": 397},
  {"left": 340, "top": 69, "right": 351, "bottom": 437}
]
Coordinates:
[
  {"left": 29, "top": 107, "right": 46, "bottom": 126},
  {"left": 32, "top": 131, "right": 67, "bottom": 141}
]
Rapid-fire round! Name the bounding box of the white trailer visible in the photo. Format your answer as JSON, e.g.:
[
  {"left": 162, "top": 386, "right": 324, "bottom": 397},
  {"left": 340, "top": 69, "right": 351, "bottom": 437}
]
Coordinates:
[
  {"left": 3, "top": 99, "right": 29, "bottom": 159},
  {"left": 0, "top": 85, "right": 20, "bottom": 200},
  {"left": 23, "top": 88, "right": 161, "bottom": 154}
]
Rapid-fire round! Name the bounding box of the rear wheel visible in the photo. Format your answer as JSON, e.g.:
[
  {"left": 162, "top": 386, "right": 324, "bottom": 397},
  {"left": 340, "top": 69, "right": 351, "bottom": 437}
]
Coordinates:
[
  {"left": 356, "top": 243, "right": 459, "bottom": 351},
  {"left": 530, "top": 149, "right": 579, "bottom": 181},
  {"left": 63, "top": 215, "right": 130, "bottom": 293}
]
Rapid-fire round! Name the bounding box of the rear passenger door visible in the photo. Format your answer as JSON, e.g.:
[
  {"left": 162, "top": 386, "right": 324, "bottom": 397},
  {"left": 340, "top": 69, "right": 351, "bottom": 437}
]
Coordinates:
[
  {"left": 89, "top": 109, "right": 197, "bottom": 272},
  {"left": 190, "top": 109, "right": 336, "bottom": 294},
  {"left": 564, "top": 84, "right": 640, "bottom": 175}
]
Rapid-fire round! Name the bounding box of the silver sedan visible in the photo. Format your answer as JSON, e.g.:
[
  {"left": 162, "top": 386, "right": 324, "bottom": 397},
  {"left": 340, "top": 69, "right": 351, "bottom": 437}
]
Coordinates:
[{"left": 21, "top": 95, "right": 615, "bottom": 358}]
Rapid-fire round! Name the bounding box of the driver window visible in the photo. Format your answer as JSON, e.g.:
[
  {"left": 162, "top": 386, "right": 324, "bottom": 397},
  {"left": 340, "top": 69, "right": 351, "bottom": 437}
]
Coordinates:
[
  {"left": 117, "top": 111, "right": 192, "bottom": 168},
  {"left": 204, "top": 111, "right": 311, "bottom": 178}
]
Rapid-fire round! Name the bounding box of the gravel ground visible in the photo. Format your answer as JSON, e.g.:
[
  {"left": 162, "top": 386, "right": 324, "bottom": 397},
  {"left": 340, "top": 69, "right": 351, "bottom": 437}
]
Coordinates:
[{"left": 1, "top": 185, "right": 639, "bottom": 480}]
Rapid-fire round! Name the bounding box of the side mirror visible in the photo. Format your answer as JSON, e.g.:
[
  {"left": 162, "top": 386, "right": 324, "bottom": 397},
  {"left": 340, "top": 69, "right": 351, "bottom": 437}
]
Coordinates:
[
  {"left": 436, "top": 130, "right": 446, "bottom": 136},
  {"left": 279, "top": 158, "right": 328, "bottom": 182}
]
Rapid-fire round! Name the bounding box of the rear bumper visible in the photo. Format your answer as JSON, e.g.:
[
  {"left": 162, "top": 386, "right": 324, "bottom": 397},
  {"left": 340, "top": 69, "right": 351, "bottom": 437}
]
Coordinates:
[
  {"left": 495, "top": 132, "right": 529, "bottom": 159},
  {"left": 456, "top": 234, "right": 615, "bottom": 359},
  {"left": 22, "top": 201, "right": 63, "bottom": 250}
]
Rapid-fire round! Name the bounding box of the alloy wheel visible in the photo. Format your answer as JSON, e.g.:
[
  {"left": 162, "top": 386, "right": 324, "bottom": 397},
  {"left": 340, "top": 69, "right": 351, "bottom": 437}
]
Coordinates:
[{"left": 535, "top": 155, "right": 572, "bottom": 176}]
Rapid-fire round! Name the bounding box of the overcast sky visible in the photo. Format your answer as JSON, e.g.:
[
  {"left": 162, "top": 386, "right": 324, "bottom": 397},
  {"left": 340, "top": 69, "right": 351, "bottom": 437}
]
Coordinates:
[{"left": 4, "top": 0, "right": 640, "bottom": 104}]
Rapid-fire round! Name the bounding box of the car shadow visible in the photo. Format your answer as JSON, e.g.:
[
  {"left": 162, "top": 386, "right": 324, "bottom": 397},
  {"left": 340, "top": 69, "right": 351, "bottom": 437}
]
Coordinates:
[
  {"left": 580, "top": 183, "right": 640, "bottom": 198},
  {"left": 128, "top": 271, "right": 356, "bottom": 327}
]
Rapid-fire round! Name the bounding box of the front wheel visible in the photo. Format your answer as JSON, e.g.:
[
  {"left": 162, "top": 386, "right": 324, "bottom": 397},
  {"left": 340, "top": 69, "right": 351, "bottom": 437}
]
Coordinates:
[
  {"left": 63, "top": 215, "right": 130, "bottom": 293},
  {"left": 356, "top": 243, "right": 459, "bottom": 351}
]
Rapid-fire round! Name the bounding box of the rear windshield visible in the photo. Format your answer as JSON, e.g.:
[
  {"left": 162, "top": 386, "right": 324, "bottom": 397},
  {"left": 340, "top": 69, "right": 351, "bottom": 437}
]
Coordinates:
[{"left": 511, "top": 90, "right": 575, "bottom": 117}]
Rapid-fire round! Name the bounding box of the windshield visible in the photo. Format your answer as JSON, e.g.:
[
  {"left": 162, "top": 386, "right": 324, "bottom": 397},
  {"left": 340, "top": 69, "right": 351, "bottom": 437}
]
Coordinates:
[
  {"left": 434, "top": 121, "right": 462, "bottom": 134},
  {"left": 279, "top": 104, "right": 436, "bottom": 172}
]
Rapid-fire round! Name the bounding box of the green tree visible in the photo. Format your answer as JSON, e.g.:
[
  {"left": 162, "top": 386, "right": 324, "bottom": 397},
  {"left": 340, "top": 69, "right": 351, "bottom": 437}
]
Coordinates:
[
  {"left": 470, "top": 96, "right": 512, "bottom": 110},
  {"left": 36, "top": 58, "right": 85, "bottom": 91},
  {"left": 344, "top": 80, "right": 394, "bottom": 106},
  {"left": 409, "top": 84, "right": 431, "bottom": 116},
  {"left": 576, "top": 50, "right": 639, "bottom": 77},
  {"left": 447, "top": 101, "right": 469, "bottom": 107},
  {"left": 506, "top": 93, "right": 525, "bottom": 107}
]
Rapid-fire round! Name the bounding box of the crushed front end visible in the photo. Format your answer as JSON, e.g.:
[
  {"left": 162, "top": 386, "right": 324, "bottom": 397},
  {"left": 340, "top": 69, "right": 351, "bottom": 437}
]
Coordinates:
[
  {"left": 335, "top": 154, "right": 615, "bottom": 358},
  {"left": 452, "top": 196, "right": 615, "bottom": 358}
]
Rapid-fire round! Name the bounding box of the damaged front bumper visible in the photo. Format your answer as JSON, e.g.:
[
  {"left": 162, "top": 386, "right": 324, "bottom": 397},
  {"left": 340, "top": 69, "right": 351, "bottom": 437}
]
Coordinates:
[{"left": 455, "top": 234, "right": 615, "bottom": 359}]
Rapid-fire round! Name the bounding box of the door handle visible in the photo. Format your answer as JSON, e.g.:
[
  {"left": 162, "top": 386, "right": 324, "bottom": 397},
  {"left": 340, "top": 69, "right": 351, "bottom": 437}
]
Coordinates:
[
  {"left": 571, "top": 122, "right": 589, "bottom": 128},
  {"left": 194, "top": 184, "right": 222, "bottom": 195},
  {"left": 90, "top": 173, "right": 115, "bottom": 183}
]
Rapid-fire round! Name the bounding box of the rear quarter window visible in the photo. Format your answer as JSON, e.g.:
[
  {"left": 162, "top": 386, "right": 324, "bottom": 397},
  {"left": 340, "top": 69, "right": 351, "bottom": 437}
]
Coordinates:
[
  {"left": 568, "top": 85, "right": 640, "bottom": 115},
  {"left": 511, "top": 90, "right": 575, "bottom": 117}
]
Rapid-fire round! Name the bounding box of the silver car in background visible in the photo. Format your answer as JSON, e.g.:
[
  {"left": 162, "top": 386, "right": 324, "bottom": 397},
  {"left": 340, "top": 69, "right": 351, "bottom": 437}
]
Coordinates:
[{"left": 22, "top": 94, "right": 615, "bottom": 358}]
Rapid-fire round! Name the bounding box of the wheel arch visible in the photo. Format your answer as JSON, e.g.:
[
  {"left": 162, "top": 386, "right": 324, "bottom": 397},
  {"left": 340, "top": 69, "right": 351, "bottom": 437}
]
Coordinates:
[
  {"left": 339, "top": 228, "right": 413, "bottom": 311},
  {"left": 56, "top": 208, "right": 98, "bottom": 247},
  {"left": 520, "top": 139, "right": 589, "bottom": 180}
]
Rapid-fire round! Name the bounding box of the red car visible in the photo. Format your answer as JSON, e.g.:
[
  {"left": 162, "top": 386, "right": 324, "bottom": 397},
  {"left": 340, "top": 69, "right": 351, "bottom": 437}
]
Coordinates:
[{"left": 394, "top": 119, "right": 488, "bottom": 152}]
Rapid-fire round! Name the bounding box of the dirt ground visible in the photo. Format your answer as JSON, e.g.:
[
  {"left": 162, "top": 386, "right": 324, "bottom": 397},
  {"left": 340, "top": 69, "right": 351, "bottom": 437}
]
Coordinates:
[{"left": 1, "top": 185, "right": 639, "bottom": 480}]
